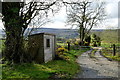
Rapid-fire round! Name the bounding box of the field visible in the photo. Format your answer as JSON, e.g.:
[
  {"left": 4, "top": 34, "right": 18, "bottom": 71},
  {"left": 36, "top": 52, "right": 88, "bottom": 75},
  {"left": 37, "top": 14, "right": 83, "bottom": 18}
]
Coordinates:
[
  {"left": 1, "top": 41, "right": 90, "bottom": 79},
  {"left": 1, "top": 38, "right": 119, "bottom": 78},
  {"left": 101, "top": 42, "right": 120, "bottom": 61},
  {"left": 2, "top": 60, "right": 78, "bottom": 78},
  {"left": 101, "top": 42, "right": 120, "bottom": 47}
]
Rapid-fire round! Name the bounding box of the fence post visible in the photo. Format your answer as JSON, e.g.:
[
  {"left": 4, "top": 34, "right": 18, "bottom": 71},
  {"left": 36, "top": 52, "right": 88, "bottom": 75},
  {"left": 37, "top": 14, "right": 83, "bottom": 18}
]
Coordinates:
[
  {"left": 67, "top": 42, "right": 70, "bottom": 51},
  {"left": 113, "top": 44, "right": 116, "bottom": 56}
]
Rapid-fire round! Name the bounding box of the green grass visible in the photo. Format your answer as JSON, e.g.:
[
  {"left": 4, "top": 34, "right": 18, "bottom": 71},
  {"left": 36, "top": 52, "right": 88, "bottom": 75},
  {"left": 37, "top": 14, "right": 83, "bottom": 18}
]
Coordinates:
[
  {"left": 57, "top": 43, "right": 67, "bottom": 47},
  {"left": 0, "top": 39, "right": 5, "bottom": 52},
  {"left": 101, "top": 43, "right": 112, "bottom": 47},
  {"left": 2, "top": 60, "right": 79, "bottom": 79},
  {"left": 101, "top": 42, "right": 120, "bottom": 47},
  {"left": 2, "top": 63, "right": 56, "bottom": 79},
  {"left": 101, "top": 42, "right": 120, "bottom": 61},
  {"left": 56, "top": 42, "right": 75, "bottom": 48},
  {"left": 68, "top": 48, "right": 90, "bottom": 58},
  {"left": 43, "top": 60, "right": 79, "bottom": 78},
  {"left": 2, "top": 48, "right": 90, "bottom": 79},
  {"left": 102, "top": 47, "right": 120, "bottom": 61}
]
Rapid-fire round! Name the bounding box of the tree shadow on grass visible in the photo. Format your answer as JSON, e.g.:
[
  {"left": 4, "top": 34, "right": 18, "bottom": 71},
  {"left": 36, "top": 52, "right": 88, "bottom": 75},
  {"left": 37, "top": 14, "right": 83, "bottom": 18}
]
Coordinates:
[{"left": 2, "top": 63, "right": 56, "bottom": 79}]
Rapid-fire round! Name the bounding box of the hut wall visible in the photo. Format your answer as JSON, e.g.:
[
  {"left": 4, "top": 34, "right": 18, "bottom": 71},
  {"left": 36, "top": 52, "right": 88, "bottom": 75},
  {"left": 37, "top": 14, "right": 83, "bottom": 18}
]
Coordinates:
[
  {"left": 28, "top": 34, "right": 44, "bottom": 63},
  {"left": 44, "top": 34, "right": 55, "bottom": 63}
]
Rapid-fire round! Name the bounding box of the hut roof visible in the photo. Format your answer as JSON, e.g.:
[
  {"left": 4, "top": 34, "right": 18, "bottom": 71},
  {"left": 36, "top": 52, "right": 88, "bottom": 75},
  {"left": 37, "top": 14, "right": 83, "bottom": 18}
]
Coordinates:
[{"left": 28, "top": 33, "right": 55, "bottom": 37}]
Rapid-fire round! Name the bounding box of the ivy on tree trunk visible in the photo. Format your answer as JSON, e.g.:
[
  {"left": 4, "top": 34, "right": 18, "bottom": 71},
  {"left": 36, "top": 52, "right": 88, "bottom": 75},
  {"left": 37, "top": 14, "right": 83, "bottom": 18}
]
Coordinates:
[
  {"left": 2, "top": 2, "right": 31, "bottom": 64},
  {"left": 2, "top": 1, "right": 57, "bottom": 64}
]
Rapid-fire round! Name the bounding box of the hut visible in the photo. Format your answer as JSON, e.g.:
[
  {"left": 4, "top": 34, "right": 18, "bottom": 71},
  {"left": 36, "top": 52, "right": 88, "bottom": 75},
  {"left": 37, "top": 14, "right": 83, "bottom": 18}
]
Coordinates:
[{"left": 28, "top": 33, "right": 56, "bottom": 63}]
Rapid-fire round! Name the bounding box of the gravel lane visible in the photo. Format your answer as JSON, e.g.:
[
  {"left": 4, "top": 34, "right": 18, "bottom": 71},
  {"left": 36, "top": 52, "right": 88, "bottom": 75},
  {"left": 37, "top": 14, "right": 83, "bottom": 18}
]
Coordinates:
[{"left": 74, "top": 47, "right": 119, "bottom": 78}]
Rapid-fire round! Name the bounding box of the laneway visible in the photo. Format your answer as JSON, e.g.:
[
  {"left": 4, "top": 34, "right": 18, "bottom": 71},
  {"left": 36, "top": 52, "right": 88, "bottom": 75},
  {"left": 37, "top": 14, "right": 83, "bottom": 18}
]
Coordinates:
[{"left": 74, "top": 48, "right": 119, "bottom": 78}]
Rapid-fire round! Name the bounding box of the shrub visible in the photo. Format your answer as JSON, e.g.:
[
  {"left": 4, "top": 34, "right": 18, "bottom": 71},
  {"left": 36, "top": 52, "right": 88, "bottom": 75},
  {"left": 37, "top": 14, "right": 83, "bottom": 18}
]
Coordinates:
[
  {"left": 91, "top": 34, "right": 101, "bottom": 47},
  {"left": 56, "top": 47, "right": 68, "bottom": 53},
  {"left": 74, "top": 41, "right": 79, "bottom": 45},
  {"left": 84, "top": 35, "right": 91, "bottom": 46},
  {"left": 84, "top": 41, "right": 89, "bottom": 46},
  {"left": 56, "top": 47, "right": 70, "bottom": 61}
]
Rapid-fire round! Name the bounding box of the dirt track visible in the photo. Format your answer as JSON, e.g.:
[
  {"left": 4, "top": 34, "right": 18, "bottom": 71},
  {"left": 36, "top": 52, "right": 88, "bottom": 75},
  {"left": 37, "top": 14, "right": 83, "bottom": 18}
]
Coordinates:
[{"left": 74, "top": 47, "right": 119, "bottom": 78}]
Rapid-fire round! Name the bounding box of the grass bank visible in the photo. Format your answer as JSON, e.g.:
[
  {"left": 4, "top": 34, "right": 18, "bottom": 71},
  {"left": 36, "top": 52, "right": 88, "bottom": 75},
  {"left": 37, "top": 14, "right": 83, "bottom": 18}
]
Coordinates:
[
  {"left": 2, "top": 48, "right": 90, "bottom": 79},
  {"left": 101, "top": 42, "right": 120, "bottom": 47},
  {"left": 102, "top": 47, "right": 120, "bottom": 61},
  {"left": 101, "top": 42, "right": 120, "bottom": 61}
]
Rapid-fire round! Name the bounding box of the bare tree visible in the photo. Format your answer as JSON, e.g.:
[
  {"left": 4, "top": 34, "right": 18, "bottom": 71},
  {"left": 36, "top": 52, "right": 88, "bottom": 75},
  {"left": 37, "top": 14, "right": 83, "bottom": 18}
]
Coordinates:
[
  {"left": 2, "top": 0, "right": 78, "bottom": 64},
  {"left": 66, "top": 0, "right": 106, "bottom": 45},
  {"left": 2, "top": 0, "right": 60, "bottom": 64},
  {"left": 1, "top": 0, "right": 105, "bottom": 64}
]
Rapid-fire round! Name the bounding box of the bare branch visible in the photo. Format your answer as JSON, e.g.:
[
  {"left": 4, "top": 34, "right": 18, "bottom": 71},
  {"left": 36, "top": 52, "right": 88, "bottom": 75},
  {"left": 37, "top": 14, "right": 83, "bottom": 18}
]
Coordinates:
[{"left": 65, "top": 0, "right": 106, "bottom": 43}]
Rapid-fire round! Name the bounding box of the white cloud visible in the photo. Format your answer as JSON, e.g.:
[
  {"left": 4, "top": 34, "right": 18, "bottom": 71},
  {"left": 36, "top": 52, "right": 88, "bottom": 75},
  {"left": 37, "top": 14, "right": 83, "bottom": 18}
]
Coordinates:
[
  {"left": 92, "top": 18, "right": 118, "bottom": 29},
  {"left": 41, "top": 21, "right": 70, "bottom": 29},
  {"left": 42, "top": 0, "right": 119, "bottom": 29},
  {"left": 0, "top": 0, "right": 119, "bottom": 29},
  {"left": 52, "top": 6, "right": 67, "bottom": 22},
  {"left": 105, "top": 2, "right": 118, "bottom": 19},
  {"left": 105, "top": 18, "right": 118, "bottom": 27}
]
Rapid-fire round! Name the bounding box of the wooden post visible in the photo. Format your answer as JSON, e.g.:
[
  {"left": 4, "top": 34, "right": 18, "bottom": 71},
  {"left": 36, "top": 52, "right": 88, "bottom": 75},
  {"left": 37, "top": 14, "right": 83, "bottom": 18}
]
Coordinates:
[
  {"left": 113, "top": 44, "right": 116, "bottom": 56},
  {"left": 67, "top": 42, "right": 70, "bottom": 51}
]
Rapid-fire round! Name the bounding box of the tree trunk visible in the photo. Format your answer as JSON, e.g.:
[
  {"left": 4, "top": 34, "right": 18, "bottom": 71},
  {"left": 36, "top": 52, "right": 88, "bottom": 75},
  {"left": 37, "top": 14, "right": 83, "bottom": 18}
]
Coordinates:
[
  {"left": 79, "top": 26, "right": 85, "bottom": 46},
  {"left": 4, "top": 26, "right": 23, "bottom": 63},
  {"left": 81, "top": 27, "right": 85, "bottom": 46},
  {"left": 2, "top": 2, "right": 31, "bottom": 64}
]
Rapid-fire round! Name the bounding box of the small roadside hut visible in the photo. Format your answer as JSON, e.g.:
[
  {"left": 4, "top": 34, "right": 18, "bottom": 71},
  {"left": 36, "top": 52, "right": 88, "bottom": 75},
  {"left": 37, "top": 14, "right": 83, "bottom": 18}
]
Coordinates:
[{"left": 28, "top": 33, "right": 56, "bottom": 63}]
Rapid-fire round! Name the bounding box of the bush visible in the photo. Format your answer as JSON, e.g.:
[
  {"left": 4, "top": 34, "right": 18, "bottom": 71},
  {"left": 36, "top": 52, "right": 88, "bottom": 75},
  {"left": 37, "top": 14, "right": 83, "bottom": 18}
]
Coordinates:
[
  {"left": 91, "top": 34, "right": 101, "bottom": 47},
  {"left": 57, "top": 47, "right": 68, "bottom": 53},
  {"left": 74, "top": 41, "right": 79, "bottom": 45},
  {"left": 84, "top": 35, "right": 91, "bottom": 46},
  {"left": 56, "top": 47, "right": 70, "bottom": 61}
]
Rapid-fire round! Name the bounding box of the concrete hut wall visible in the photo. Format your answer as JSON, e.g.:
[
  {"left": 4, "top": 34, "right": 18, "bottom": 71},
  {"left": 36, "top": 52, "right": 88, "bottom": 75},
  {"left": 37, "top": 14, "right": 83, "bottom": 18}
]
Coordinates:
[
  {"left": 44, "top": 34, "right": 55, "bottom": 63},
  {"left": 28, "top": 33, "right": 56, "bottom": 63},
  {"left": 28, "top": 34, "right": 44, "bottom": 63}
]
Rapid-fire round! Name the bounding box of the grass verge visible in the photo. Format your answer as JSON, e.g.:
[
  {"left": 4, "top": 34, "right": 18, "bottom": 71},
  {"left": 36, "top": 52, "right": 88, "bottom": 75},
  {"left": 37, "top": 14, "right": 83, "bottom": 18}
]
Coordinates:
[
  {"left": 2, "top": 48, "right": 90, "bottom": 79},
  {"left": 102, "top": 47, "right": 120, "bottom": 61},
  {"left": 68, "top": 48, "right": 90, "bottom": 58}
]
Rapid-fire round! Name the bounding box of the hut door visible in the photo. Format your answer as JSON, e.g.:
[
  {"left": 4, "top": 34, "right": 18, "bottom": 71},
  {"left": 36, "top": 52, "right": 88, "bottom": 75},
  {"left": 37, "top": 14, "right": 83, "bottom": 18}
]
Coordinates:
[{"left": 44, "top": 35, "right": 53, "bottom": 63}]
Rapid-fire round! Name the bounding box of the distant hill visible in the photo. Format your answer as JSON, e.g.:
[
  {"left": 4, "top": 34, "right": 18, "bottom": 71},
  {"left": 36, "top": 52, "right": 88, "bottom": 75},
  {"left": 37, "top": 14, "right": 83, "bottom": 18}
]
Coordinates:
[
  {"left": 0, "top": 28, "right": 108, "bottom": 39},
  {"left": 24, "top": 28, "right": 79, "bottom": 39},
  {"left": 25, "top": 28, "right": 105, "bottom": 39}
]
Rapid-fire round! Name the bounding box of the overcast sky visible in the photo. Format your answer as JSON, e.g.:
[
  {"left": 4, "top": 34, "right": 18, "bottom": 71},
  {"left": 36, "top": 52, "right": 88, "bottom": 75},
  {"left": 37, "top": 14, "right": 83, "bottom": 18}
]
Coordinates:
[
  {"left": 40, "top": 0, "right": 120, "bottom": 29},
  {"left": 0, "top": 0, "right": 120, "bottom": 29}
]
